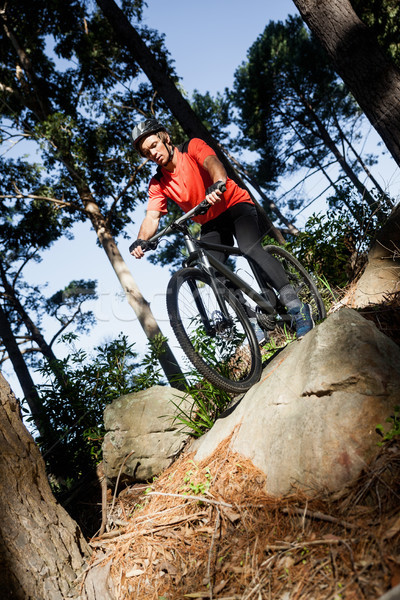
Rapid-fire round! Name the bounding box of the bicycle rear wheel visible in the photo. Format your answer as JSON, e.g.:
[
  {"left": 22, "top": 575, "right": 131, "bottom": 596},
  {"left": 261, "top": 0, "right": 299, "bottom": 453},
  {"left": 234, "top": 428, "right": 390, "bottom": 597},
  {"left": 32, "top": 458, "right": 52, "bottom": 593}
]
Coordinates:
[
  {"left": 264, "top": 245, "right": 326, "bottom": 323},
  {"left": 167, "top": 267, "right": 262, "bottom": 394}
]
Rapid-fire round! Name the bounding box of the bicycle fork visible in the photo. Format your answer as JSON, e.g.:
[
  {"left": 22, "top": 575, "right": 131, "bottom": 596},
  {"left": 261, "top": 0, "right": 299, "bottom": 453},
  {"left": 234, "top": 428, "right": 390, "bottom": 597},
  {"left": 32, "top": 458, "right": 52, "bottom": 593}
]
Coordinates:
[{"left": 184, "top": 237, "right": 233, "bottom": 336}]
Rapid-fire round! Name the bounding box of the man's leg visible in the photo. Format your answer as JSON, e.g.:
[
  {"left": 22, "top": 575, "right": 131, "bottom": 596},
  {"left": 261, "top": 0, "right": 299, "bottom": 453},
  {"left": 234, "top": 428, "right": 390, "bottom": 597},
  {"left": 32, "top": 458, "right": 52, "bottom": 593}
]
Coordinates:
[
  {"left": 228, "top": 203, "right": 314, "bottom": 337},
  {"left": 199, "top": 220, "right": 264, "bottom": 331}
]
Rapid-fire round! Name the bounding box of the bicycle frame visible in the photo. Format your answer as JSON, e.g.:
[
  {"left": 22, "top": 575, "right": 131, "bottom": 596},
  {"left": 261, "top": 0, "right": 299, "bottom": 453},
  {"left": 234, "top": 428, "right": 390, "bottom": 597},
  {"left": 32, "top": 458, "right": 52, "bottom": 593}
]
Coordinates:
[
  {"left": 148, "top": 202, "right": 285, "bottom": 328},
  {"left": 183, "top": 234, "right": 276, "bottom": 317}
]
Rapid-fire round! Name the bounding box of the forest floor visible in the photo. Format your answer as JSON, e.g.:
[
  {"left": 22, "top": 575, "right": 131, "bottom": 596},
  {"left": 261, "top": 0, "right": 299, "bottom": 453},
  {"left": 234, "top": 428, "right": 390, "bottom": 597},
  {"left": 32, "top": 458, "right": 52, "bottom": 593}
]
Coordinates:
[{"left": 86, "top": 434, "right": 400, "bottom": 600}]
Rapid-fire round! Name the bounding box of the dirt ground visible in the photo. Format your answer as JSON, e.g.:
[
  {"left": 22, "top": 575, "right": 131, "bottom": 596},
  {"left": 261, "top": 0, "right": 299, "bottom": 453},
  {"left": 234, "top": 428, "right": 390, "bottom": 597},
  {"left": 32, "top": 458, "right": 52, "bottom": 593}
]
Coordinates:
[{"left": 85, "top": 433, "right": 400, "bottom": 600}]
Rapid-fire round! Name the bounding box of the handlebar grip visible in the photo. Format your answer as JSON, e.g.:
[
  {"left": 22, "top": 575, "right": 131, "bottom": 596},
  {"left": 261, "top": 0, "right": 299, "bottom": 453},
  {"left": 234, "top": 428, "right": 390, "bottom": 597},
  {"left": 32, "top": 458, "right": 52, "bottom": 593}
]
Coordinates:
[
  {"left": 196, "top": 200, "right": 211, "bottom": 215},
  {"left": 129, "top": 239, "right": 158, "bottom": 253},
  {"left": 195, "top": 183, "right": 227, "bottom": 216}
]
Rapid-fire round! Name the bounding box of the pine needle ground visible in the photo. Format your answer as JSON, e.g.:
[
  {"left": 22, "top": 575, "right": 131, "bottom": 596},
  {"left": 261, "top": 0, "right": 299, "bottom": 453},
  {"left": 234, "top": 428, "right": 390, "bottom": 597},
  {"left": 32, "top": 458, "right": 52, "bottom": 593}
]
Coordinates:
[{"left": 87, "top": 434, "right": 400, "bottom": 599}]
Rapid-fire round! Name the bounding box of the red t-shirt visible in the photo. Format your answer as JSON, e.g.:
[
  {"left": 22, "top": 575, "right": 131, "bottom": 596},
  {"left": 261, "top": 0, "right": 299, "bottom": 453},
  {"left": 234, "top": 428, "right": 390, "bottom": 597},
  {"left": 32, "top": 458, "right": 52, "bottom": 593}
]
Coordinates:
[{"left": 147, "top": 138, "right": 253, "bottom": 224}]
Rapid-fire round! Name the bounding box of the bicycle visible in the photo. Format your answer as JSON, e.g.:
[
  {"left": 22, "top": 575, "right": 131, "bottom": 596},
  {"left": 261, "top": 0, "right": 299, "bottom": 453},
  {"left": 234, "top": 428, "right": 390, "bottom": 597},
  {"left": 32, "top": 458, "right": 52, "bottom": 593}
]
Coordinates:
[{"left": 136, "top": 198, "right": 326, "bottom": 394}]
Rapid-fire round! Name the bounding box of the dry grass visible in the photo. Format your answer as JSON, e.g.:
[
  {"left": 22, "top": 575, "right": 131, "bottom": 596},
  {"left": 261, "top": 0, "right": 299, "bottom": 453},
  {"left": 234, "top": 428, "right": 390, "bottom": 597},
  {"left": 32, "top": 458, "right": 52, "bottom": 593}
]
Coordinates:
[{"left": 85, "top": 436, "right": 400, "bottom": 600}]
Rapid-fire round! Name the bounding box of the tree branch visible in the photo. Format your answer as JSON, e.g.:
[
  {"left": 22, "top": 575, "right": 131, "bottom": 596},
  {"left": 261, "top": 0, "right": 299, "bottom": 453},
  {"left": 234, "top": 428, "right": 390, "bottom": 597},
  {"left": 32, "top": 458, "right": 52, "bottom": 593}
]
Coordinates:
[{"left": 0, "top": 186, "right": 86, "bottom": 214}]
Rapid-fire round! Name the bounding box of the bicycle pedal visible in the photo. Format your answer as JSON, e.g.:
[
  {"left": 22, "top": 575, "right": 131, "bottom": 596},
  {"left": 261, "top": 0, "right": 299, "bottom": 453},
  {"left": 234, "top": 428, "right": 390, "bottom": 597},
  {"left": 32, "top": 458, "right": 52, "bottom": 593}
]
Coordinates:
[{"left": 256, "top": 311, "right": 276, "bottom": 331}]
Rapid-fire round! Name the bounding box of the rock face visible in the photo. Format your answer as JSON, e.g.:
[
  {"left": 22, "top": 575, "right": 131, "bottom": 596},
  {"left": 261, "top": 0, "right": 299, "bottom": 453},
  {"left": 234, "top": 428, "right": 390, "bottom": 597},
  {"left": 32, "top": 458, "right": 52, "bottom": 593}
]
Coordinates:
[
  {"left": 102, "top": 385, "right": 190, "bottom": 483},
  {"left": 193, "top": 308, "right": 400, "bottom": 497}
]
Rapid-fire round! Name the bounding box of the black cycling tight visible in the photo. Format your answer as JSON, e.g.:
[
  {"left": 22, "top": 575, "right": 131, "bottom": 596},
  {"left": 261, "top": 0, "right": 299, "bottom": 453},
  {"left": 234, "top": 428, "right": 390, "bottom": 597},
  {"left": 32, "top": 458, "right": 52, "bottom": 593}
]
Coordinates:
[{"left": 200, "top": 202, "right": 290, "bottom": 292}]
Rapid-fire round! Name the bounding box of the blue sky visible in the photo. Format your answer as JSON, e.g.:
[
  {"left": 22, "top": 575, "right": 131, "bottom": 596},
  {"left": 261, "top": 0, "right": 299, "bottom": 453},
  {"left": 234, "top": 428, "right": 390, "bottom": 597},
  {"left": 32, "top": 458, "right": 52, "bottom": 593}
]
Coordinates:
[{"left": 142, "top": 0, "right": 299, "bottom": 96}]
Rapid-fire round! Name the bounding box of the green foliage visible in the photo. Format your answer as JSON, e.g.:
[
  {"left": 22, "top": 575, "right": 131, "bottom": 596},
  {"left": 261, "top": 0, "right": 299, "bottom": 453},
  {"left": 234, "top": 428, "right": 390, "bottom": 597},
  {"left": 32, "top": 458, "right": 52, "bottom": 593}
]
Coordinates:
[
  {"left": 229, "top": 13, "right": 385, "bottom": 220},
  {"left": 0, "top": 0, "right": 175, "bottom": 240},
  {"left": 260, "top": 327, "right": 296, "bottom": 363},
  {"left": 286, "top": 211, "right": 358, "bottom": 288},
  {"left": 376, "top": 406, "right": 400, "bottom": 445},
  {"left": 352, "top": 0, "right": 400, "bottom": 68},
  {"left": 45, "top": 279, "right": 98, "bottom": 335},
  {"left": 190, "top": 90, "right": 232, "bottom": 144},
  {"left": 181, "top": 462, "right": 212, "bottom": 496},
  {"left": 171, "top": 373, "right": 232, "bottom": 438},
  {"left": 132, "top": 333, "right": 166, "bottom": 390},
  {"left": 285, "top": 181, "right": 390, "bottom": 290},
  {"left": 232, "top": 15, "right": 361, "bottom": 187},
  {"left": 35, "top": 332, "right": 164, "bottom": 487}
]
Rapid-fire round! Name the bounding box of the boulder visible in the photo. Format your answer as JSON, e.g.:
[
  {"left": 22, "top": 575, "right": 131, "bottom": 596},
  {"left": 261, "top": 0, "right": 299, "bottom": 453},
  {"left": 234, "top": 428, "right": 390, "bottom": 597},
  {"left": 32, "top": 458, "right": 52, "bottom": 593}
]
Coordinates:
[
  {"left": 102, "top": 385, "right": 190, "bottom": 483},
  {"left": 193, "top": 308, "right": 400, "bottom": 497}
]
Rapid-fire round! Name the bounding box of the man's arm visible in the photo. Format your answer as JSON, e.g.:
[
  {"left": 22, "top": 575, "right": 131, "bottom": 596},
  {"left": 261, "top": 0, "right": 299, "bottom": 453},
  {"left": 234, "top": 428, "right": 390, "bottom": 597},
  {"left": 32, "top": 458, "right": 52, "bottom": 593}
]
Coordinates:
[
  {"left": 203, "top": 155, "right": 227, "bottom": 205},
  {"left": 131, "top": 210, "right": 162, "bottom": 259}
]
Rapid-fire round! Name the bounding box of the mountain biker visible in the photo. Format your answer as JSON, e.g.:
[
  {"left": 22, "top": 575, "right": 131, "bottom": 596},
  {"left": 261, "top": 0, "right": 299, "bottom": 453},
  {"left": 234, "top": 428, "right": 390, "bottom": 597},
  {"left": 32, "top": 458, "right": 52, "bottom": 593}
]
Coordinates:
[{"left": 129, "top": 118, "right": 314, "bottom": 340}]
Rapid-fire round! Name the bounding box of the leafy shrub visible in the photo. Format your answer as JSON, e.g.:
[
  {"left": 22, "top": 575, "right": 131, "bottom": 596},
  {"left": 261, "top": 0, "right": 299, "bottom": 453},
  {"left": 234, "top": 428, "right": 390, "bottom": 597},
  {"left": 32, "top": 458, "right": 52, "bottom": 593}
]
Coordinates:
[
  {"left": 34, "top": 333, "right": 164, "bottom": 487},
  {"left": 171, "top": 372, "right": 232, "bottom": 438},
  {"left": 286, "top": 211, "right": 358, "bottom": 288}
]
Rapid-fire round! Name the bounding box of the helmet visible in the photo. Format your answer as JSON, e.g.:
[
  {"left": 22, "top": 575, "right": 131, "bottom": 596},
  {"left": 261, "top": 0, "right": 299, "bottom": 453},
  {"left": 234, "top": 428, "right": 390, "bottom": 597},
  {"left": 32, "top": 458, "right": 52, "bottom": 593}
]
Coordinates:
[{"left": 131, "top": 118, "right": 167, "bottom": 153}]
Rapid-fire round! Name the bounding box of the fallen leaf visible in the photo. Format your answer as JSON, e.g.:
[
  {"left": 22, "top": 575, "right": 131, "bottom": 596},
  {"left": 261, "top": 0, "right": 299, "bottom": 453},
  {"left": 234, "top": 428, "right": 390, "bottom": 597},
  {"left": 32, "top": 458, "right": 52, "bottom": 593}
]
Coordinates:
[
  {"left": 158, "top": 560, "right": 178, "bottom": 575},
  {"left": 213, "top": 579, "right": 227, "bottom": 594},
  {"left": 383, "top": 514, "right": 400, "bottom": 540},
  {"left": 222, "top": 506, "right": 241, "bottom": 523},
  {"left": 126, "top": 568, "right": 144, "bottom": 577}
]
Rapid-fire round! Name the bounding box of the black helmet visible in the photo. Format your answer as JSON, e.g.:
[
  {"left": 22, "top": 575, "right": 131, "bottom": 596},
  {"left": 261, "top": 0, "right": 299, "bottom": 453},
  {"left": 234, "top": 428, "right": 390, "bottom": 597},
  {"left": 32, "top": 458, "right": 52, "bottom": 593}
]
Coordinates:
[{"left": 131, "top": 118, "right": 167, "bottom": 153}]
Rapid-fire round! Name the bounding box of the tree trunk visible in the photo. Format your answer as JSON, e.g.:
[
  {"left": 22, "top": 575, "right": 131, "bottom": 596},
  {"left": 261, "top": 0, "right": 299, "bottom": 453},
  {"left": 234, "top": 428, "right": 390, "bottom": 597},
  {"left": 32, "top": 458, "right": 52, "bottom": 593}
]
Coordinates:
[
  {"left": 0, "top": 302, "right": 46, "bottom": 434},
  {"left": 0, "top": 373, "right": 90, "bottom": 599},
  {"left": 297, "top": 91, "right": 386, "bottom": 219},
  {"left": 85, "top": 200, "right": 185, "bottom": 387},
  {"left": 95, "top": 0, "right": 285, "bottom": 244},
  {"left": 292, "top": 0, "right": 400, "bottom": 168}
]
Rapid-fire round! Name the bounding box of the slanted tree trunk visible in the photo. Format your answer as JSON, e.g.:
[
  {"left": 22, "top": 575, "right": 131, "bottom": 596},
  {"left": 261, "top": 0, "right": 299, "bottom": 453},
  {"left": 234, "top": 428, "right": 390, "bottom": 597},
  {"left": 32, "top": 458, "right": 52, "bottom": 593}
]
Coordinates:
[
  {"left": 0, "top": 15, "right": 185, "bottom": 388},
  {"left": 292, "top": 0, "right": 400, "bottom": 168},
  {"left": 0, "top": 373, "right": 90, "bottom": 599},
  {"left": 0, "top": 302, "right": 45, "bottom": 433}
]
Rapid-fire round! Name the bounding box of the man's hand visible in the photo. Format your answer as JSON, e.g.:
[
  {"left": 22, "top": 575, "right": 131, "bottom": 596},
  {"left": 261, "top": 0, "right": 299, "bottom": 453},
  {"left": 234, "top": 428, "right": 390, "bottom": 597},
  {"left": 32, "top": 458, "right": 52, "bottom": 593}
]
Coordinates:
[
  {"left": 130, "top": 210, "right": 161, "bottom": 259},
  {"left": 129, "top": 238, "right": 157, "bottom": 259},
  {"left": 205, "top": 180, "right": 226, "bottom": 206}
]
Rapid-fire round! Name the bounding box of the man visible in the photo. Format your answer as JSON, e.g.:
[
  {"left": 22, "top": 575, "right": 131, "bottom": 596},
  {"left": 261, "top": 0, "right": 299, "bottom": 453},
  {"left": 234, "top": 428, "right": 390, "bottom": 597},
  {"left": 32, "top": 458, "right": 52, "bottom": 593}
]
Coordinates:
[{"left": 129, "top": 118, "right": 314, "bottom": 339}]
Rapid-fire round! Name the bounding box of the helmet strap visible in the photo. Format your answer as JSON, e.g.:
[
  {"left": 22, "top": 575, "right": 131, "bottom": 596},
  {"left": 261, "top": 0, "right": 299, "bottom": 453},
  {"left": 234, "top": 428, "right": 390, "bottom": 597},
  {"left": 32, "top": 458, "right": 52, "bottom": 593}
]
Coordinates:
[{"left": 164, "top": 142, "right": 174, "bottom": 162}]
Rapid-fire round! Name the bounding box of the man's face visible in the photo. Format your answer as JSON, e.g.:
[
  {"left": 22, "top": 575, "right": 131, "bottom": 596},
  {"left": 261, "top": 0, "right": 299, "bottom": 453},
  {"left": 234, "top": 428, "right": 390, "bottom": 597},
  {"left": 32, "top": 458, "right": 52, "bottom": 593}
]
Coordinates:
[{"left": 140, "top": 133, "right": 170, "bottom": 165}]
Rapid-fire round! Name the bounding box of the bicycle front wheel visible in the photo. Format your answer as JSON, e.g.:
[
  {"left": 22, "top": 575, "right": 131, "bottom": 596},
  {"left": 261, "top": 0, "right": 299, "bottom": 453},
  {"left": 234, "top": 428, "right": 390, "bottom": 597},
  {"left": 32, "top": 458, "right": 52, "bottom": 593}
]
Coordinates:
[{"left": 167, "top": 268, "right": 262, "bottom": 394}]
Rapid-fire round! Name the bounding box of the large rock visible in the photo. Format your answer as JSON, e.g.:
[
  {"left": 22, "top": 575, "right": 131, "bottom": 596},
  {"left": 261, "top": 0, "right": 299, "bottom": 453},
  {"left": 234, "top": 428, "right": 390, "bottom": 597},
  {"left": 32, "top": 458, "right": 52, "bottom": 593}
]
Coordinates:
[
  {"left": 193, "top": 308, "right": 400, "bottom": 496},
  {"left": 102, "top": 385, "right": 190, "bottom": 483}
]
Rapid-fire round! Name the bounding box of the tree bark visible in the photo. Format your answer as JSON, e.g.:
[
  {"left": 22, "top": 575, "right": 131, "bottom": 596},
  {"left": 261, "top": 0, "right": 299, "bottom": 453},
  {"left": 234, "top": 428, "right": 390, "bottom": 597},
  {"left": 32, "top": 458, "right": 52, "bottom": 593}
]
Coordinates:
[
  {"left": 0, "top": 373, "right": 90, "bottom": 599},
  {"left": 95, "top": 0, "right": 285, "bottom": 244},
  {"left": 0, "top": 302, "right": 46, "bottom": 433},
  {"left": 292, "top": 0, "right": 400, "bottom": 168}
]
